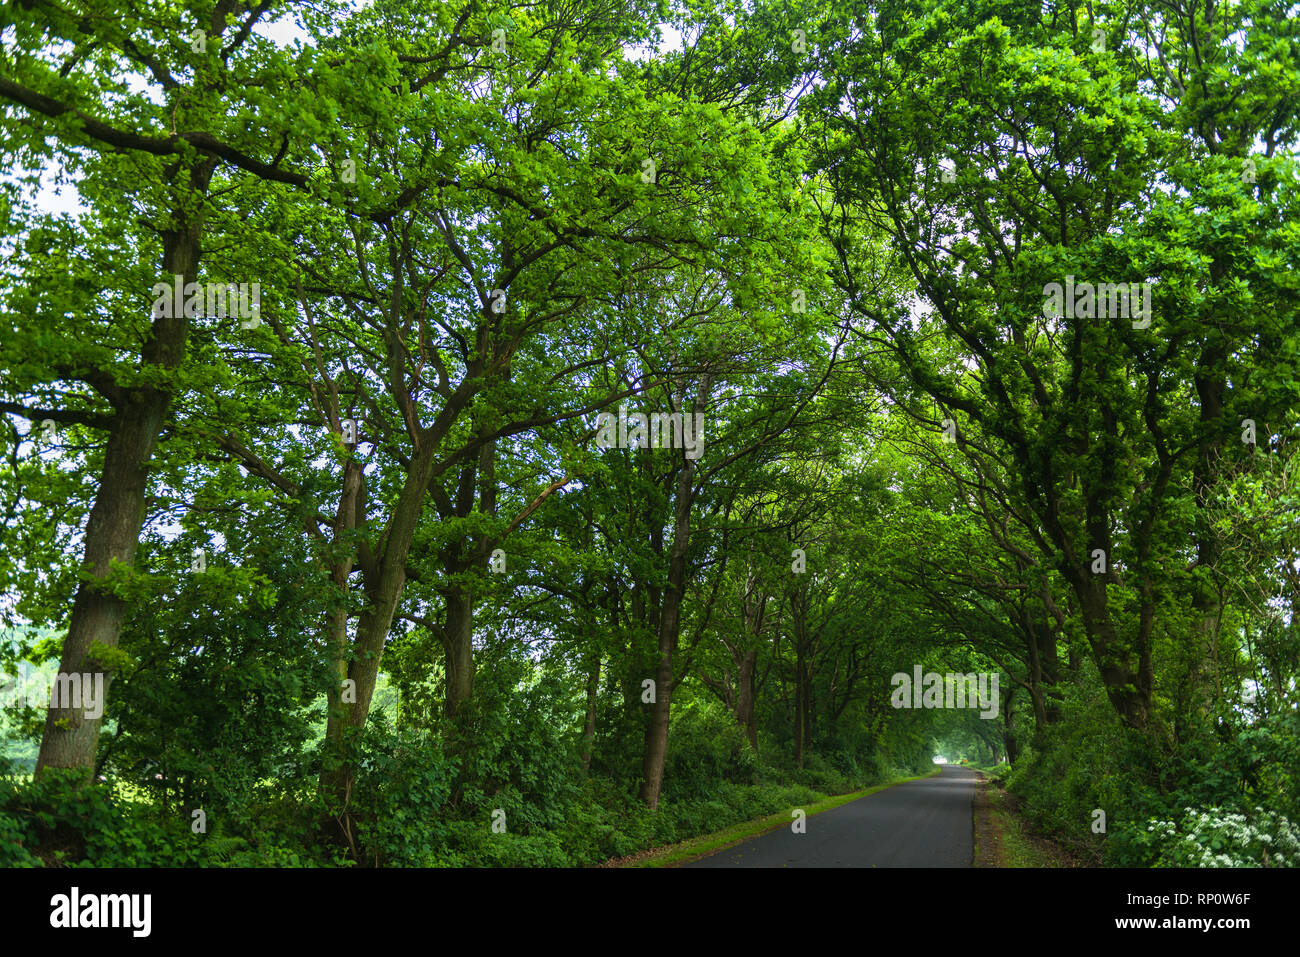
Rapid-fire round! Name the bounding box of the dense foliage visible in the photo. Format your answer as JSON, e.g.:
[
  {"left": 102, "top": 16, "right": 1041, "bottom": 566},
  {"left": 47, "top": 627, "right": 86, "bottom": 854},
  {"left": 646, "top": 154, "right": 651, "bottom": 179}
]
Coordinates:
[{"left": 1, "top": 0, "right": 1297, "bottom": 867}]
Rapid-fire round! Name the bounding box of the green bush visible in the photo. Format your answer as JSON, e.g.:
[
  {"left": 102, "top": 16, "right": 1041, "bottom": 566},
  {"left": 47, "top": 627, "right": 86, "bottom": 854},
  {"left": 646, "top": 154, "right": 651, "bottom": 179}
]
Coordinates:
[
  {"left": 0, "top": 765, "right": 324, "bottom": 867},
  {"left": 1130, "top": 806, "right": 1300, "bottom": 868},
  {"left": 660, "top": 701, "right": 760, "bottom": 802}
]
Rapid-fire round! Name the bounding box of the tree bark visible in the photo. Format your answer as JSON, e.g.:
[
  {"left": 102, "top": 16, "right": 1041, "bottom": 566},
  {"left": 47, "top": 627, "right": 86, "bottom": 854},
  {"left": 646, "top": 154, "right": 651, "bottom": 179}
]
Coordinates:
[
  {"left": 442, "top": 583, "right": 475, "bottom": 718},
  {"left": 336, "top": 438, "right": 444, "bottom": 737},
  {"left": 320, "top": 459, "right": 364, "bottom": 809},
  {"left": 637, "top": 463, "right": 694, "bottom": 808},
  {"left": 1002, "top": 686, "right": 1020, "bottom": 764},
  {"left": 36, "top": 181, "right": 212, "bottom": 779},
  {"left": 637, "top": 381, "right": 710, "bottom": 808},
  {"left": 735, "top": 649, "right": 758, "bottom": 754},
  {"left": 580, "top": 655, "right": 601, "bottom": 772}
]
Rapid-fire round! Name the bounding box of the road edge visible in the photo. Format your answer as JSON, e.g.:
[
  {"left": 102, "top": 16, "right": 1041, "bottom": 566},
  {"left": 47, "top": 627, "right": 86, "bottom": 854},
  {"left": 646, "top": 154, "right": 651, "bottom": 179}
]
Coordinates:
[{"left": 624, "top": 766, "right": 945, "bottom": 868}]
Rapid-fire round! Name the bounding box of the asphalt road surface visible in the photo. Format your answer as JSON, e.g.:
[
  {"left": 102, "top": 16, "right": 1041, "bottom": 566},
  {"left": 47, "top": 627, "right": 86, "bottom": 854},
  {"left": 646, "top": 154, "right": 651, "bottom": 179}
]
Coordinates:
[{"left": 682, "top": 765, "right": 977, "bottom": 867}]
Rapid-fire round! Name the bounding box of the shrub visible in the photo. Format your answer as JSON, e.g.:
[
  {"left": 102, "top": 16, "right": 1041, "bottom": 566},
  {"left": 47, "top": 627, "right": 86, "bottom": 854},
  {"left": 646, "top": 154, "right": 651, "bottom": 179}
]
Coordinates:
[{"left": 1135, "top": 806, "right": 1300, "bottom": 868}]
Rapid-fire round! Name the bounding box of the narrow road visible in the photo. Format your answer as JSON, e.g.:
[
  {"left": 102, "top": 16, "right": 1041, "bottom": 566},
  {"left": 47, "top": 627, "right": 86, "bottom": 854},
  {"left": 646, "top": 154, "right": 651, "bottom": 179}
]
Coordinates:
[{"left": 683, "top": 765, "right": 977, "bottom": 867}]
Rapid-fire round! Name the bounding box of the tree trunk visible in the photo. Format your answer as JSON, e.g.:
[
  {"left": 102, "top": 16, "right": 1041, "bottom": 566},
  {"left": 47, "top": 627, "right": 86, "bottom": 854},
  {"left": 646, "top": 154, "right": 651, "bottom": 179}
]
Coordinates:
[
  {"left": 581, "top": 655, "right": 601, "bottom": 772},
  {"left": 1002, "top": 687, "right": 1020, "bottom": 764},
  {"left": 320, "top": 459, "right": 364, "bottom": 809},
  {"left": 790, "top": 589, "right": 812, "bottom": 769},
  {"left": 735, "top": 649, "right": 758, "bottom": 754},
  {"left": 36, "top": 196, "right": 211, "bottom": 779},
  {"left": 1067, "top": 569, "right": 1153, "bottom": 730},
  {"left": 637, "top": 383, "right": 709, "bottom": 808},
  {"left": 442, "top": 583, "right": 475, "bottom": 718},
  {"left": 1036, "top": 620, "right": 1062, "bottom": 723},
  {"left": 638, "top": 626, "right": 676, "bottom": 807},
  {"left": 637, "top": 468, "right": 693, "bottom": 808},
  {"left": 1188, "top": 358, "right": 1226, "bottom": 728},
  {"left": 335, "top": 439, "right": 442, "bottom": 737},
  {"left": 794, "top": 641, "right": 808, "bottom": 769}
]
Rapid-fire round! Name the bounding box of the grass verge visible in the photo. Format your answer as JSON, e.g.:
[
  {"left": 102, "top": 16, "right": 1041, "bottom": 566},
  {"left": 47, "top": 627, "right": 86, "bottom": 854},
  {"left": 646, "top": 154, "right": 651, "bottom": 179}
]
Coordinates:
[
  {"left": 625, "top": 767, "right": 943, "bottom": 868},
  {"left": 973, "top": 772, "right": 1089, "bottom": 867}
]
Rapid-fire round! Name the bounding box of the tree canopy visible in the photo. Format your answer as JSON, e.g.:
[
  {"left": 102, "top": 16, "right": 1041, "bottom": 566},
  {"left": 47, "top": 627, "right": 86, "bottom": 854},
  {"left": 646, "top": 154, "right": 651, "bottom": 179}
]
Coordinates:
[{"left": 1, "top": 0, "right": 1298, "bottom": 871}]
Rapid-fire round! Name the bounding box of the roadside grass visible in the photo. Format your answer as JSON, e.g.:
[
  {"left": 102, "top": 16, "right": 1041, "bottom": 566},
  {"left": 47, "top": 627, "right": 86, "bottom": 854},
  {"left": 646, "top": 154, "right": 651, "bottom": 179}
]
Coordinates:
[
  {"left": 973, "top": 772, "right": 1086, "bottom": 868},
  {"left": 627, "top": 767, "right": 943, "bottom": 868}
]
